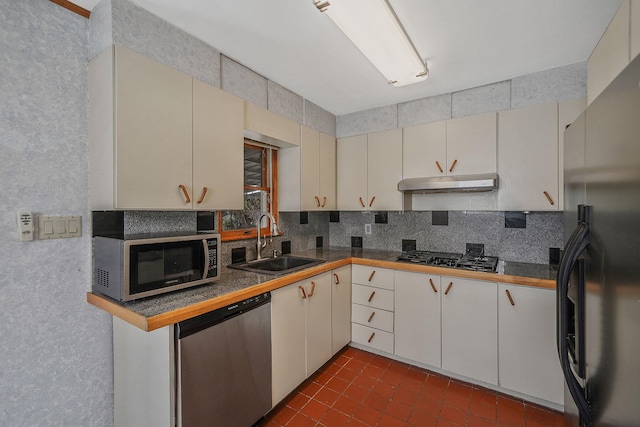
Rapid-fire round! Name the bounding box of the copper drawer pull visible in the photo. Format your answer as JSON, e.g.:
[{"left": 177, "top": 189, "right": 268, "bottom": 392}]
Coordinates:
[
  {"left": 369, "top": 196, "right": 376, "bottom": 207},
  {"left": 299, "top": 286, "right": 307, "bottom": 299},
  {"left": 321, "top": 196, "right": 327, "bottom": 207},
  {"left": 435, "top": 161, "right": 444, "bottom": 173},
  {"left": 308, "top": 281, "right": 316, "bottom": 297},
  {"left": 368, "top": 291, "right": 376, "bottom": 302},
  {"left": 368, "top": 270, "right": 376, "bottom": 282},
  {"left": 544, "top": 191, "right": 554, "bottom": 205},
  {"left": 334, "top": 273, "right": 340, "bottom": 285},
  {"left": 368, "top": 312, "right": 375, "bottom": 322},
  {"left": 359, "top": 197, "right": 365, "bottom": 208},
  {"left": 178, "top": 184, "right": 191, "bottom": 204},
  {"left": 315, "top": 196, "right": 321, "bottom": 207},
  {"left": 196, "top": 187, "right": 208, "bottom": 204},
  {"left": 429, "top": 278, "right": 438, "bottom": 293},
  {"left": 505, "top": 289, "right": 515, "bottom": 306},
  {"left": 368, "top": 332, "right": 375, "bottom": 343},
  {"left": 449, "top": 159, "right": 458, "bottom": 173},
  {"left": 444, "top": 282, "right": 453, "bottom": 295}
]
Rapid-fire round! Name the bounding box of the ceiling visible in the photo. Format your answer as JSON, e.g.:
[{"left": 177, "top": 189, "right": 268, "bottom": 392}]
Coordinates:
[{"left": 73, "top": 0, "right": 622, "bottom": 116}]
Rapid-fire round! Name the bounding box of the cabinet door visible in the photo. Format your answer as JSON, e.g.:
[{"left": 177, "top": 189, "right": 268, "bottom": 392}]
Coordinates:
[
  {"left": 115, "top": 46, "right": 193, "bottom": 209},
  {"left": 403, "top": 121, "right": 447, "bottom": 178},
  {"left": 446, "top": 112, "right": 497, "bottom": 176},
  {"left": 498, "top": 284, "right": 564, "bottom": 405},
  {"left": 301, "top": 126, "right": 321, "bottom": 211},
  {"left": 441, "top": 277, "right": 498, "bottom": 385},
  {"left": 498, "top": 103, "right": 559, "bottom": 211},
  {"left": 394, "top": 271, "right": 441, "bottom": 368},
  {"left": 367, "top": 129, "right": 403, "bottom": 210},
  {"left": 303, "top": 273, "right": 333, "bottom": 376},
  {"left": 331, "top": 266, "right": 352, "bottom": 355},
  {"left": 318, "top": 132, "right": 337, "bottom": 210},
  {"left": 352, "top": 265, "right": 394, "bottom": 289},
  {"left": 192, "top": 80, "right": 244, "bottom": 210},
  {"left": 337, "top": 135, "right": 368, "bottom": 210},
  {"left": 271, "top": 283, "right": 306, "bottom": 406}
]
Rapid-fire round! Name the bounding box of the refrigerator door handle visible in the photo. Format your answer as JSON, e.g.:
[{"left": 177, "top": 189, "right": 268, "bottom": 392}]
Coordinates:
[{"left": 557, "top": 205, "right": 592, "bottom": 426}]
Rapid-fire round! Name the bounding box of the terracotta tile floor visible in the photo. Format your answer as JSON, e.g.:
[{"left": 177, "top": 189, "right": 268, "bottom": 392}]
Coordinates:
[{"left": 258, "top": 346, "right": 564, "bottom": 427}]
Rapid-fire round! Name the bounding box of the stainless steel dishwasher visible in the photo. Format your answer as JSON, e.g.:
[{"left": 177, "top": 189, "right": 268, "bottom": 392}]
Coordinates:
[{"left": 176, "top": 292, "right": 272, "bottom": 427}]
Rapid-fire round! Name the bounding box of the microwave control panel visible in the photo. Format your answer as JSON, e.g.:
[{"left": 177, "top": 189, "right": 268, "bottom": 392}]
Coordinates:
[{"left": 207, "top": 238, "right": 218, "bottom": 274}]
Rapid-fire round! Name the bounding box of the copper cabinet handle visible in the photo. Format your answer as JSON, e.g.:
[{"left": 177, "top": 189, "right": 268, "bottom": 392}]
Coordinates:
[
  {"left": 359, "top": 197, "right": 365, "bottom": 208},
  {"left": 444, "top": 282, "right": 453, "bottom": 295},
  {"left": 315, "top": 196, "right": 321, "bottom": 207},
  {"left": 435, "top": 161, "right": 444, "bottom": 173},
  {"left": 307, "top": 281, "right": 316, "bottom": 297},
  {"left": 321, "top": 196, "right": 327, "bottom": 207},
  {"left": 368, "top": 270, "right": 376, "bottom": 282},
  {"left": 429, "top": 278, "right": 438, "bottom": 293},
  {"left": 544, "top": 191, "right": 555, "bottom": 205},
  {"left": 178, "top": 185, "right": 191, "bottom": 204},
  {"left": 334, "top": 273, "right": 340, "bottom": 285},
  {"left": 368, "top": 312, "right": 375, "bottom": 323},
  {"left": 369, "top": 196, "right": 376, "bottom": 207},
  {"left": 299, "top": 286, "right": 307, "bottom": 299},
  {"left": 368, "top": 332, "right": 375, "bottom": 343},
  {"left": 505, "top": 289, "right": 515, "bottom": 306},
  {"left": 196, "top": 187, "right": 208, "bottom": 204},
  {"left": 368, "top": 291, "right": 376, "bottom": 302},
  {"left": 449, "top": 159, "right": 458, "bottom": 173}
]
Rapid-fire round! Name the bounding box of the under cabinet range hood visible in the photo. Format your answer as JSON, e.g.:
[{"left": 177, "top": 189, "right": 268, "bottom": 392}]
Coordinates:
[{"left": 397, "top": 173, "right": 499, "bottom": 194}]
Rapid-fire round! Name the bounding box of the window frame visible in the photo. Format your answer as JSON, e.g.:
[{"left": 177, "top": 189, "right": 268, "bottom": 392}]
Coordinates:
[{"left": 218, "top": 142, "right": 278, "bottom": 242}]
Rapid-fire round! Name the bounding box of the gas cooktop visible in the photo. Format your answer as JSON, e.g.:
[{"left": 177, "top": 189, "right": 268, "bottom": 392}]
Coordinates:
[{"left": 397, "top": 250, "right": 499, "bottom": 273}]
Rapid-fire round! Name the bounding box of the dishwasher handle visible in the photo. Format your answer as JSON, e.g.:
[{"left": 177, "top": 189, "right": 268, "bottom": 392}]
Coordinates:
[{"left": 177, "top": 292, "right": 271, "bottom": 339}]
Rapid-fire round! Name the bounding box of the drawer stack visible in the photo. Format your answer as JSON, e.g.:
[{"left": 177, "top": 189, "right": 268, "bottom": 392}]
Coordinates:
[{"left": 351, "top": 265, "right": 394, "bottom": 353}]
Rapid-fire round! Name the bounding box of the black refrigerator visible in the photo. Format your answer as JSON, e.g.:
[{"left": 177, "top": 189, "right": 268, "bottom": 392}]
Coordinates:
[{"left": 559, "top": 55, "right": 640, "bottom": 426}]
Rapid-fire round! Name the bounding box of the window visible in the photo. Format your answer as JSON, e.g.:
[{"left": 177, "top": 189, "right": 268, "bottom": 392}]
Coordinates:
[{"left": 218, "top": 141, "right": 278, "bottom": 241}]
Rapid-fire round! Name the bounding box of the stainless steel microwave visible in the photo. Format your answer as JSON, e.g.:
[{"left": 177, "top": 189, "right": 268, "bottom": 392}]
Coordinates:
[{"left": 93, "top": 232, "right": 220, "bottom": 301}]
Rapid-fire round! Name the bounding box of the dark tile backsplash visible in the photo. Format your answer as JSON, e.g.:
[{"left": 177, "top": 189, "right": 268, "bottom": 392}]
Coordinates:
[
  {"left": 329, "top": 211, "right": 340, "bottom": 222},
  {"left": 505, "top": 211, "right": 527, "bottom": 228},
  {"left": 316, "top": 236, "right": 323, "bottom": 248},
  {"left": 549, "top": 247, "right": 561, "bottom": 265},
  {"left": 281, "top": 240, "right": 292, "bottom": 254},
  {"left": 432, "top": 211, "right": 449, "bottom": 226},
  {"left": 231, "top": 247, "right": 246, "bottom": 264},
  {"left": 299, "top": 211, "right": 308, "bottom": 224},
  {"left": 351, "top": 236, "right": 363, "bottom": 248},
  {"left": 374, "top": 212, "right": 388, "bottom": 224},
  {"left": 402, "top": 239, "right": 417, "bottom": 252}
]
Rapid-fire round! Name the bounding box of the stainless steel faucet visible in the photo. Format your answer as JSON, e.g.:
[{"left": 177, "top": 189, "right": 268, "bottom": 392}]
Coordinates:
[{"left": 256, "top": 212, "right": 279, "bottom": 260}]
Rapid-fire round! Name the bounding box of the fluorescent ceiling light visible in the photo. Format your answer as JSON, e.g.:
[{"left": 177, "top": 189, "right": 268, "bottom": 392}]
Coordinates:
[{"left": 313, "top": 0, "right": 428, "bottom": 87}]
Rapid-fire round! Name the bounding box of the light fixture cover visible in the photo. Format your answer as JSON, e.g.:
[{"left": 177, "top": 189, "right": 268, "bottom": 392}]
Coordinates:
[{"left": 314, "top": 0, "right": 428, "bottom": 86}]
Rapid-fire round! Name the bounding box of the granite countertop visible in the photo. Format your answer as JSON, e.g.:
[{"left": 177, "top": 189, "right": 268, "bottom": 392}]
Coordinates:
[{"left": 87, "top": 246, "right": 557, "bottom": 331}]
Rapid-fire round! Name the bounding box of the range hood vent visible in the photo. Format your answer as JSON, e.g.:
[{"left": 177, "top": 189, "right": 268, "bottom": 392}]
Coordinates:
[{"left": 397, "top": 173, "right": 499, "bottom": 194}]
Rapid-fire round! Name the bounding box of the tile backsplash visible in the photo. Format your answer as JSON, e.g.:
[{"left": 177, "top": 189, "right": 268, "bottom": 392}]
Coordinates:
[{"left": 98, "top": 210, "right": 562, "bottom": 265}]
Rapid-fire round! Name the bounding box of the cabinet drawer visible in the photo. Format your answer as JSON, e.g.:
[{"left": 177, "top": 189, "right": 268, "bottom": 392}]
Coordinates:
[
  {"left": 352, "top": 265, "right": 394, "bottom": 290},
  {"left": 352, "top": 284, "right": 394, "bottom": 311},
  {"left": 351, "top": 304, "right": 393, "bottom": 333},
  {"left": 352, "top": 323, "right": 394, "bottom": 354}
]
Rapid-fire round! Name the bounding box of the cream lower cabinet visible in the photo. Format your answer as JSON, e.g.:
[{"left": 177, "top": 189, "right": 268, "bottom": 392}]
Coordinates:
[
  {"left": 394, "top": 271, "right": 442, "bottom": 368},
  {"left": 351, "top": 266, "right": 395, "bottom": 353},
  {"left": 337, "top": 129, "right": 403, "bottom": 210},
  {"left": 498, "top": 284, "right": 564, "bottom": 405},
  {"left": 89, "top": 45, "right": 244, "bottom": 210},
  {"left": 331, "top": 265, "right": 352, "bottom": 355},
  {"left": 441, "top": 277, "right": 498, "bottom": 385},
  {"left": 271, "top": 272, "right": 332, "bottom": 406}
]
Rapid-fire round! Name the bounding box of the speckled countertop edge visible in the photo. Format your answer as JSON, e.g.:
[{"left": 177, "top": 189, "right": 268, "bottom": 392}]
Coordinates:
[{"left": 87, "top": 246, "right": 558, "bottom": 330}]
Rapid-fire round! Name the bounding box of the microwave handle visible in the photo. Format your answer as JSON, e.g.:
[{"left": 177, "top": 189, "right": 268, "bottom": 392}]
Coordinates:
[{"left": 202, "top": 239, "right": 209, "bottom": 280}]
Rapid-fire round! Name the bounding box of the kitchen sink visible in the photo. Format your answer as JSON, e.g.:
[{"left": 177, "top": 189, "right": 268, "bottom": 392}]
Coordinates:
[{"left": 227, "top": 255, "right": 325, "bottom": 275}]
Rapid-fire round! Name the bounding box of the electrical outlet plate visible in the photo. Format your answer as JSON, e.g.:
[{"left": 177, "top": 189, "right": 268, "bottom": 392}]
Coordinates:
[
  {"left": 17, "top": 211, "right": 34, "bottom": 241},
  {"left": 365, "top": 224, "right": 372, "bottom": 235},
  {"left": 38, "top": 215, "right": 82, "bottom": 240}
]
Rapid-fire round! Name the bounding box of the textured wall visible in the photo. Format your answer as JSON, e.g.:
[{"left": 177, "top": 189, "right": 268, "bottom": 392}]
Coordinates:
[
  {"left": 0, "top": 1, "right": 113, "bottom": 426},
  {"left": 329, "top": 211, "right": 563, "bottom": 264}
]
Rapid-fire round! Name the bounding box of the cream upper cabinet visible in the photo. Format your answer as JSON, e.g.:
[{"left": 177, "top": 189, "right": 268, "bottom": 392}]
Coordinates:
[
  {"left": 192, "top": 79, "right": 244, "bottom": 210},
  {"left": 632, "top": 0, "right": 640, "bottom": 60},
  {"left": 89, "top": 45, "right": 243, "bottom": 210},
  {"left": 441, "top": 277, "right": 498, "bottom": 385},
  {"left": 498, "top": 102, "right": 559, "bottom": 211},
  {"left": 244, "top": 102, "right": 300, "bottom": 146},
  {"left": 337, "top": 129, "right": 403, "bottom": 210},
  {"left": 403, "top": 113, "right": 496, "bottom": 178},
  {"left": 498, "top": 284, "right": 564, "bottom": 405},
  {"left": 318, "top": 132, "right": 337, "bottom": 210},
  {"left": 300, "top": 126, "right": 336, "bottom": 211}
]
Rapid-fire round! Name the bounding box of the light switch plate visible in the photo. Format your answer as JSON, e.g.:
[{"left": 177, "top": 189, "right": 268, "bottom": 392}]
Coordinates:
[{"left": 38, "top": 215, "right": 82, "bottom": 240}]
